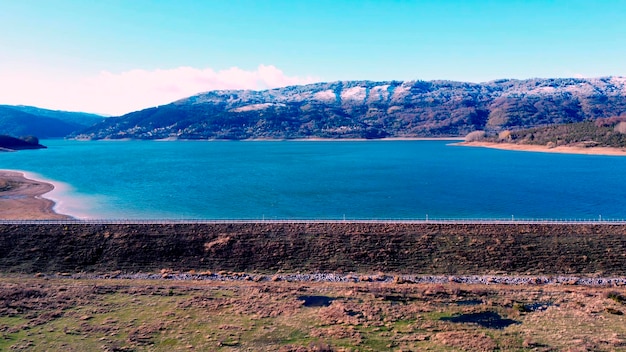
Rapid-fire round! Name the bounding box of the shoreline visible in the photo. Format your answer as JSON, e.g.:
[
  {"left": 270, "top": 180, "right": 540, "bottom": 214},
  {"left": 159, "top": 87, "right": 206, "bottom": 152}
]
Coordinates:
[
  {"left": 458, "top": 141, "right": 626, "bottom": 156},
  {"left": 89, "top": 137, "right": 465, "bottom": 142},
  {"left": 287, "top": 137, "right": 464, "bottom": 142},
  {"left": 0, "top": 170, "right": 72, "bottom": 220}
]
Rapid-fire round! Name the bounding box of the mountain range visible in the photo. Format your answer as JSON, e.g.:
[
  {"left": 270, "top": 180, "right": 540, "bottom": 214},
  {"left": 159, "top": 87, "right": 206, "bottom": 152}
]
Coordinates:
[
  {"left": 4, "top": 77, "right": 626, "bottom": 140},
  {"left": 74, "top": 77, "right": 626, "bottom": 140}
]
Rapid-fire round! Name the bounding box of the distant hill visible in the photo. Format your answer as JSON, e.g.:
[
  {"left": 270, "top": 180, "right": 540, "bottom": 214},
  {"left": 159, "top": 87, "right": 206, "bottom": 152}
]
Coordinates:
[
  {"left": 0, "top": 135, "right": 46, "bottom": 151},
  {"left": 2, "top": 105, "right": 105, "bottom": 126},
  {"left": 0, "top": 105, "right": 105, "bottom": 138},
  {"left": 75, "top": 77, "right": 626, "bottom": 140}
]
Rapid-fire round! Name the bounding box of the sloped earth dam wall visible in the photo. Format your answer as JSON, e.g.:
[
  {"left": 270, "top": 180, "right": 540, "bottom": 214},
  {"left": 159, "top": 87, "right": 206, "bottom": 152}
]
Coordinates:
[{"left": 0, "top": 223, "right": 625, "bottom": 275}]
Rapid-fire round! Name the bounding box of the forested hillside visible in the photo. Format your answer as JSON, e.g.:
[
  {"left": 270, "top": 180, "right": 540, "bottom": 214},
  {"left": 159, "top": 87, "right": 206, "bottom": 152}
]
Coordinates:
[{"left": 75, "top": 77, "right": 626, "bottom": 140}]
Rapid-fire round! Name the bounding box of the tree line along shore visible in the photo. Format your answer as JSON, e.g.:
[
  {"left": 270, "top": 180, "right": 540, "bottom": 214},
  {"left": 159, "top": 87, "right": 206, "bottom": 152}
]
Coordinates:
[{"left": 461, "top": 118, "right": 626, "bottom": 156}]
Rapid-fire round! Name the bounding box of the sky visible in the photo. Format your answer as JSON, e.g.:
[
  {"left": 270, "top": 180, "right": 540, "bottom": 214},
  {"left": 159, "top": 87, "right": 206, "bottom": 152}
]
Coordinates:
[{"left": 1, "top": 0, "right": 625, "bottom": 116}]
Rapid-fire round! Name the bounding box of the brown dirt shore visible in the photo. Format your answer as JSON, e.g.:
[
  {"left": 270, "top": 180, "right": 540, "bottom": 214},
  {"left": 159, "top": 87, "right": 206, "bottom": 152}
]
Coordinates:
[
  {"left": 2, "top": 222, "right": 626, "bottom": 275},
  {"left": 0, "top": 171, "right": 71, "bottom": 220},
  {"left": 459, "top": 141, "right": 626, "bottom": 156}
]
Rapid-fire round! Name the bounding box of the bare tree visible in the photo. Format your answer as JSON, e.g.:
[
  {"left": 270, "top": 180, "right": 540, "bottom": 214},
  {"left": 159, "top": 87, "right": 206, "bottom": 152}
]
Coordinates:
[{"left": 464, "top": 130, "right": 486, "bottom": 142}]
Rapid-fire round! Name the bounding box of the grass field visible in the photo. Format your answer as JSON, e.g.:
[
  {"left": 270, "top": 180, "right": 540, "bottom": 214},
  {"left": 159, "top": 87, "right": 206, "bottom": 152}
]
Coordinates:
[{"left": 2, "top": 275, "right": 626, "bottom": 351}]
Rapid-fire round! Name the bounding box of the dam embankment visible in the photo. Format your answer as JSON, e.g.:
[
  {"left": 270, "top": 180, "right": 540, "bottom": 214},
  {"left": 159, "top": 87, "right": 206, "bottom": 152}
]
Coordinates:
[{"left": 1, "top": 222, "right": 625, "bottom": 275}]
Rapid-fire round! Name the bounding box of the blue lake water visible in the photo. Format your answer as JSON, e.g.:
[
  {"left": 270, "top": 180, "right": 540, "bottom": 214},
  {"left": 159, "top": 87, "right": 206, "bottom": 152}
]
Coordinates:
[{"left": 1, "top": 139, "right": 626, "bottom": 220}]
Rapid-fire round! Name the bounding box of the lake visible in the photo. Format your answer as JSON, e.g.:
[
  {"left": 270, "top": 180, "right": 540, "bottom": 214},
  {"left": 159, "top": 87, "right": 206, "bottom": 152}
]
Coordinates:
[{"left": 1, "top": 139, "right": 625, "bottom": 220}]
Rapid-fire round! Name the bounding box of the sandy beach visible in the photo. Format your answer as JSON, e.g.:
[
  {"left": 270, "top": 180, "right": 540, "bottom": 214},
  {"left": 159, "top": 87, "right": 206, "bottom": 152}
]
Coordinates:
[
  {"left": 0, "top": 170, "right": 71, "bottom": 220},
  {"left": 459, "top": 141, "right": 626, "bottom": 156}
]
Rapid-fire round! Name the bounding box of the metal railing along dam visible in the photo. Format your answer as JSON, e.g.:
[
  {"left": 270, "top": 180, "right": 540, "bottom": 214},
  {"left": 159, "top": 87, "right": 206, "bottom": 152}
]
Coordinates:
[{"left": 2, "top": 218, "right": 626, "bottom": 225}]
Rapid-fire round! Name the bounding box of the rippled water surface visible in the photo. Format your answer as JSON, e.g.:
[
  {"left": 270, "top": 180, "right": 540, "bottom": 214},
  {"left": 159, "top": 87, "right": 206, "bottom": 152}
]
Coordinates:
[{"left": 2, "top": 139, "right": 625, "bottom": 220}]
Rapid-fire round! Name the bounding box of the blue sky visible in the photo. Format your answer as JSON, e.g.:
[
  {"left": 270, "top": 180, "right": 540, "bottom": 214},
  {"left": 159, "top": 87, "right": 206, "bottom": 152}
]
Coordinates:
[{"left": 1, "top": 0, "right": 624, "bottom": 115}]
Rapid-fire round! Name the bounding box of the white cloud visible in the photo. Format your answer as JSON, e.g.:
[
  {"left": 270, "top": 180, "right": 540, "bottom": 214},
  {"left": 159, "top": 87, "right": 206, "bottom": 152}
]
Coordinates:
[{"left": 0, "top": 65, "right": 318, "bottom": 116}]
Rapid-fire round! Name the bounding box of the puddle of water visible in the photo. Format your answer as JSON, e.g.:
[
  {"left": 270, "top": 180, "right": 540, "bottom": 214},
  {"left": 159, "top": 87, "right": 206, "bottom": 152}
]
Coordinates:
[
  {"left": 0, "top": 195, "right": 26, "bottom": 199},
  {"left": 382, "top": 295, "right": 418, "bottom": 303},
  {"left": 524, "top": 302, "right": 554, "bottom": 312},
  {"left": 298, "top": 295, "right": 334, "bottom": 307},
  {"left": 456, "top": 299, "right": 483, "bottom": 306},
  {"left": 441, "top": 311, "right": 519, "bottom": 329}
]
